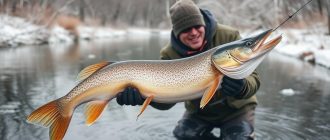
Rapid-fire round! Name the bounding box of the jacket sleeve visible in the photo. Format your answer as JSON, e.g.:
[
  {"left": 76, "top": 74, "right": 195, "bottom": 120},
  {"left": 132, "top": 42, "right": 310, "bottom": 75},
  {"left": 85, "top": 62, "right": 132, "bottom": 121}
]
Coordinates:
[
  {"left": 236, "top": 71, "right": 260, "bottom": 99},
  {"left": 159, "top": 43, "right": 173, "bottom": 60}
]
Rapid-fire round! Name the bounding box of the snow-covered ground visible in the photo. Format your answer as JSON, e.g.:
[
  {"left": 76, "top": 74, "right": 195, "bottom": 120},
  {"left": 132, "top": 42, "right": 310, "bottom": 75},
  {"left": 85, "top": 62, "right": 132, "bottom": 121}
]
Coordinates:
[
  {"left": 1, "top": 15, "right": 329, "bottom": 69},
  {"left": 274, "top": 28, "right": 330, "bottom": 68},
  {"left": 0, "top": 15, "right": 49, "bottom": 46}
]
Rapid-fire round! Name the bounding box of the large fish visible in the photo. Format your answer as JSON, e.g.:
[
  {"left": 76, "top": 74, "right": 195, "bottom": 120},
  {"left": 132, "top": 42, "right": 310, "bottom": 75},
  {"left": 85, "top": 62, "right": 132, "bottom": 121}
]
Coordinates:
[{"left": 27, "top": 29, "right": 282, "bottom": 140}]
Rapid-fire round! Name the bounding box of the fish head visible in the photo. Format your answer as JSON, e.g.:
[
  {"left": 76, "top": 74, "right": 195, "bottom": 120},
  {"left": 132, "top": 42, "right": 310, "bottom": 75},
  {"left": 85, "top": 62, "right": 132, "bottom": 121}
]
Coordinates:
[{"left": 211, "top": 29, "right": 282, "bottom": 69}]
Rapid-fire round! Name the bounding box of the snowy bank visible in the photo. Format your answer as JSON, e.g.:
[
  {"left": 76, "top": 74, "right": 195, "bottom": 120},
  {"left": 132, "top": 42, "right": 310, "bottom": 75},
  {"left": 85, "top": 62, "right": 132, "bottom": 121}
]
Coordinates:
[
  {"left": 0, "top": 15, "right": 170, "bottom": 47},
  {"left": 0, "top": 15, "right": 49, "bottom": 47},
  {"left": 274, "top": 29, "right": 330, "bottom": 68},
  {"left": 1, "top": 15, "right": 329, "bottom": 70},
  {"left": 78, "top": 26, "right": 126, "bottom": 39},
  {"left": 77, "top": 26, "right": 170, "bottom": 40},
  {"left": 48, "top": 25, "right": 75, "bottom": 45},
  {"left": 314, "top": 50, "right": 330, "bottom": 68}
]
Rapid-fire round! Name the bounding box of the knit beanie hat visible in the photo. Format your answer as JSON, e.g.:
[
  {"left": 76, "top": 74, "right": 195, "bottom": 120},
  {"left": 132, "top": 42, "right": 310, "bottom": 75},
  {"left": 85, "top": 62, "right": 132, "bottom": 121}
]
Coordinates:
[{"left": 170, "top": 0, "right": 205, "bottom": 37}]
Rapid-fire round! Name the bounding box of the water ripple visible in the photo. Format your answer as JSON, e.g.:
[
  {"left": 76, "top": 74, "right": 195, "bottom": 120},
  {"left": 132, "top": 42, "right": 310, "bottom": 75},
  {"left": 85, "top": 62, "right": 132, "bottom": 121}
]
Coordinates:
[
  {"left": 0, "top": 101, "right": 21, "bottom": 114},
  {"left": 255, "top": 108, "right": 329, "bottom": 140},
  {"left": 65, "top": 104, "right": 184, "bottom": 140}
]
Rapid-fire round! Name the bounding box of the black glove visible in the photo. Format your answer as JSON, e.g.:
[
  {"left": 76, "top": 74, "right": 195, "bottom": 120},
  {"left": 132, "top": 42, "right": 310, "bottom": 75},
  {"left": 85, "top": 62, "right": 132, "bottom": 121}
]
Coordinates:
[
  {"left": 116, "top": 87, "right": 145, "bottom": 106},
  {"left": 220, "top": 76, "right": 246, "bottom": 97}
]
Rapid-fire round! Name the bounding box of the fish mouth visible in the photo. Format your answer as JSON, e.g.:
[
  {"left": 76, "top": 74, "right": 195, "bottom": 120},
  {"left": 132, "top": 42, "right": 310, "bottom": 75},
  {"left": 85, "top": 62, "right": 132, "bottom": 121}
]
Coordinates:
[
  {"left": 211, "top": 29, "right": 282, "bottom": 78},
  {"left": 211, "top": 30, "right": 282, "bottom": 79},
  {"left": 229, "top": 29, "right": 282, "bottom": 63}
]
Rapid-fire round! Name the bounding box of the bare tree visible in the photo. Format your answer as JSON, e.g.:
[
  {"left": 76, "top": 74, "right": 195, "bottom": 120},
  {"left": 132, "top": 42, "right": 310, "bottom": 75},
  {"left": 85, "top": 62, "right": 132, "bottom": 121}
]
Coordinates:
[
  {"left": 79, "top": 0, "right": 85, "bottom": 22},
  {"left": 326, "top": 0, "right": 330, "bottom": 34},
  {"left": 1, "top": 0, "right": 327, "bottom": 30}
]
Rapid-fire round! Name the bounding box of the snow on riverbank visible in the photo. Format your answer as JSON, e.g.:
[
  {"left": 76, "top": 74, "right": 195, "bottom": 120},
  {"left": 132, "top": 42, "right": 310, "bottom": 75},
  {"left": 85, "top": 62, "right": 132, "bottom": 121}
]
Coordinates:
[
  {"left": 1, "top": 15, "right": 329, "bottom": 69},
  {"left": 78, "top": 26, "right": 126, "bottom": 39},
  {"left": 274, "top": 28, "right": 330, "bottom": 68},
  {"left": 0, "top": 15, "right": 49, "bottom": 47},
  {"left": 241, "top": 28, "right": 330, "bottom": 69}
]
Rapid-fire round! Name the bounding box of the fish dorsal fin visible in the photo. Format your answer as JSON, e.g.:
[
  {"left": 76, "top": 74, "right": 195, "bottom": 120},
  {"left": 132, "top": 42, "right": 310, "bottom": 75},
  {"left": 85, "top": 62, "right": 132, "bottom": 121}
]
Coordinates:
[
  {"left": 84, "top": 100, "right": 108, "bottom": 126},
  {"left": 200, "top": 75, "right": 222, "bottom": 109},
  {"left": 77, "top": 61, "right": 114, "bottom": 81}
]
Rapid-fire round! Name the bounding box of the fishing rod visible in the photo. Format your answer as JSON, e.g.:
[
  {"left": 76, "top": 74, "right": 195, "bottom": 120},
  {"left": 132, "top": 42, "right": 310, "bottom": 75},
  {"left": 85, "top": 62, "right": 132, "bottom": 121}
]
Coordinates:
[{"left": 273, "top": 0, "right": 314, "bottom": 31}]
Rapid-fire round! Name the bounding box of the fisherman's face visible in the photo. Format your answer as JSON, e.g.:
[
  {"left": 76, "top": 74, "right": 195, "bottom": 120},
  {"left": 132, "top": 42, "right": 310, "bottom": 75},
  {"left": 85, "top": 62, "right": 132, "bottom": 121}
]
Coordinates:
[{"left": 179, "top": 25, "right": 205, "bottom": 50}]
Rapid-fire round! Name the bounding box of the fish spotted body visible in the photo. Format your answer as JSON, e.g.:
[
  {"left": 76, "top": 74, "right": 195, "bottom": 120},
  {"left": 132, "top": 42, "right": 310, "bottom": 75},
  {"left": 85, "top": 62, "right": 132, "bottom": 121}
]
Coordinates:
[{"left": 27, "top": 29, "right": 282, "bottom": 140}]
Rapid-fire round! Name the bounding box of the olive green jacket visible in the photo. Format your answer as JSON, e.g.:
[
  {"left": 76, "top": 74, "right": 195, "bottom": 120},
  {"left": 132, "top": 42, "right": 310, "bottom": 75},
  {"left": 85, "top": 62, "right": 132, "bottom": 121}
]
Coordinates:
[{"left": 154, "top": 24, "right": 260, "bottom": 123}]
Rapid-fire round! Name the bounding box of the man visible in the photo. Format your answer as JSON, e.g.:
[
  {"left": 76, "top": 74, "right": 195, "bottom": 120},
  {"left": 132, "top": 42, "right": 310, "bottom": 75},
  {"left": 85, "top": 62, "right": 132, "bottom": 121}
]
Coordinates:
[{"left": 116, "top": 0, "right": 260, "bottom": 139}]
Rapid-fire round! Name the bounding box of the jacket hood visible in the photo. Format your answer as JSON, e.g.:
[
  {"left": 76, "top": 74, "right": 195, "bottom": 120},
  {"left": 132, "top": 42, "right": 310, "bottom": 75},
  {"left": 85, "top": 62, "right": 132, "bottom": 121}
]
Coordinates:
[{"left": 171, "top": 9, "right": 217, "bottom": 57}]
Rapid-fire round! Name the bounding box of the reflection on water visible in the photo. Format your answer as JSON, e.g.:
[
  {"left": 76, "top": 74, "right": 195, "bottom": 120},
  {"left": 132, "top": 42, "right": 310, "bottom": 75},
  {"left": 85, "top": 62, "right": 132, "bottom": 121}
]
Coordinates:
[
  {"left": 0, "top": 34, "right": 329, "bottom": 140},
  {"left": 256, "top": 52, "right": 330, "bottom": 140}
]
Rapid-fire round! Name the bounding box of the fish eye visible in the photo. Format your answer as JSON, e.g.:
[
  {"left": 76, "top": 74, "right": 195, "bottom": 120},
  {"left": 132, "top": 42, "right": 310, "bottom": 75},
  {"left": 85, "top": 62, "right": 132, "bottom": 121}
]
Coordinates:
[{"left": 246, "top": 41, "right": 253, "bottom": 47}]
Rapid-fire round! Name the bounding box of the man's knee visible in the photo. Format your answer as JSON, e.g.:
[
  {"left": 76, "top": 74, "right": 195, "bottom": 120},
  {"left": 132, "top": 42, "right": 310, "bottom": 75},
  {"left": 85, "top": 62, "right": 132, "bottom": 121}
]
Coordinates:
[
  {"left": 221, "top": 121, "right": 254, "bottom": 140},
  {"left": 173, "top": 116, "right": 217, "bottom": 140}
]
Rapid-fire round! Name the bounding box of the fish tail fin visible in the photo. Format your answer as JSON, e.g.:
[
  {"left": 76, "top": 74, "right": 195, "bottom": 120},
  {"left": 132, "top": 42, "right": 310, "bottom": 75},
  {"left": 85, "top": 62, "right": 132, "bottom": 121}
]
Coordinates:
[{"left": 27, "top": 100, "right": 72, "bottom": 140}]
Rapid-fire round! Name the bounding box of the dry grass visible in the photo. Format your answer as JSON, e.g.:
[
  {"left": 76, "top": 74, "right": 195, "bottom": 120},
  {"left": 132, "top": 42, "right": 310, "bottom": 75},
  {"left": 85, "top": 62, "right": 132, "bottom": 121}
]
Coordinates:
[{"left": 55, "top": 15, "right": 81, "bottom": 36}]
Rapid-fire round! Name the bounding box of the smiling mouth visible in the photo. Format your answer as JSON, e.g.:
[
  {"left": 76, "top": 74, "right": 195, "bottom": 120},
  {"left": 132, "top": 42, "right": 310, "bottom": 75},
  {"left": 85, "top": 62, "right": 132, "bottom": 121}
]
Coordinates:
[{"left": 189, "top": 35, "right": 202, "bottom": 43}]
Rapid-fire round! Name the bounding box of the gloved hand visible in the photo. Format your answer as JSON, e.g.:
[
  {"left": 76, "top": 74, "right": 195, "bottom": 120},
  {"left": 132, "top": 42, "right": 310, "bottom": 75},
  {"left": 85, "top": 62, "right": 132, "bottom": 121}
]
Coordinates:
[
  {"left": 116, "top": 87, "right": 145, "bottom": 106},
  {"left": 220, "top": 76, "right": 246, "bottom": 97}
]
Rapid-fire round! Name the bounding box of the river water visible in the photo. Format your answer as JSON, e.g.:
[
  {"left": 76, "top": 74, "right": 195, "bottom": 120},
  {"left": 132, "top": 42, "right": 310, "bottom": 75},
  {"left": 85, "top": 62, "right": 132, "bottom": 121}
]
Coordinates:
[{"left": 0, "top": 34, "right": 329, "bottom": 140}]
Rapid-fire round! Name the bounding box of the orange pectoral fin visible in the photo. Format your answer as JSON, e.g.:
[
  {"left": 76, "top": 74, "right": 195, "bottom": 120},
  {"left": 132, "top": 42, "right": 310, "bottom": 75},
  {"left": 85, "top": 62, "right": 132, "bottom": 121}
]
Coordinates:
[
  {"left": 200, "top": 76, "right": 221, "bottom": 109},
  {"left": 136, "top": 95, "right": 154, "bottom": 120},
  {"left": 84, "top": 100, "right": 108, "bottom": 126}
]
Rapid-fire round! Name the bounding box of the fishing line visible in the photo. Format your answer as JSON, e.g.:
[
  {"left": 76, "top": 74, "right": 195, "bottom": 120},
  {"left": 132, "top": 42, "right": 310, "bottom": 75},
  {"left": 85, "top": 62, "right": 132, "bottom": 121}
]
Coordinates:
[{"left": 273, "top": 0, "right": 314, "bottom": 31}]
